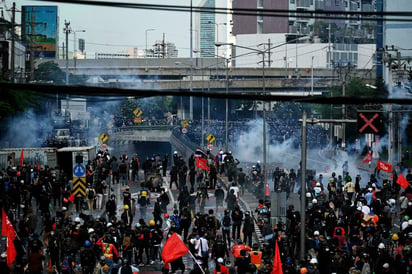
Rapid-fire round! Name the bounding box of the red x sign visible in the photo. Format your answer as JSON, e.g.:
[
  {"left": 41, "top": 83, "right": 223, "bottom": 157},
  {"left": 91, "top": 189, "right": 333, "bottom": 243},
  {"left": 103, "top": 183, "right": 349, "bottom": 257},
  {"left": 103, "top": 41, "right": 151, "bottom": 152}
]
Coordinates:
[{"left": 358, "top": 112, "right": 380, "bottom": 133}]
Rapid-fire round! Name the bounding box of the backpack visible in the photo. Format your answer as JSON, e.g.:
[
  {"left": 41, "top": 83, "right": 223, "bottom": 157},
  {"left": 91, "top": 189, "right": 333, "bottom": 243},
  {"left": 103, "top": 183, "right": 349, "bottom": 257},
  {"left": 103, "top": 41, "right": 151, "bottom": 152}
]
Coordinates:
[
  {"left": 139, "top": 196, "right": 149, "bottom": 207},
  {"left": 207, "top": 216, "right": 216, "bottom": 230},
  {"left": 170, "top": 215, "right": 181, "bottom": 229},
  {"left": 60, "top": 255, "right": 71, "bottom": 273},
  {"left": 80, "top": 249, "right": 93, "bottom": 267},
  {"left": 223, "top": 215, "right": 231, "bottom": 227},
  {"left": 88, "top": 189, "right": 95, "bottom": 199}
]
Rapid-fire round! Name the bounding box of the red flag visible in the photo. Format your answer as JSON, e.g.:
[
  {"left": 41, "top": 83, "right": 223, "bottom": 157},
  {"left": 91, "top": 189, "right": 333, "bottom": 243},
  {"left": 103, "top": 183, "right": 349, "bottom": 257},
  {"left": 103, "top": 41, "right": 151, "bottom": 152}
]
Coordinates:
[
  {"left": 397, "top": 174, "right": 410, "bottom": 189},
  {"left": 19, "top": 149, "right": 24, "bottom": 166},
  {"left": 68, "top": 193, "right": 75, "bottom": 202},
  {"left": 363, "top": 151, "right": 372, "bottom": 164},
  {"left": 271, "top": 241, "right": 283, "bottom": 274},
  {"left": 377, "top": 160, "right": 392, "bottom": 172},
  {"left": 2, "top": 209, "right": 17, "bottom": 267},
  {"left": 195, "top": 157, "right": 210, "bottom": 171},
  {"left": 2, "top": 209, "right": 15, "bottom": 240},
  {"left": 161, "top": 233, "right": 189, "bottom": 264}
]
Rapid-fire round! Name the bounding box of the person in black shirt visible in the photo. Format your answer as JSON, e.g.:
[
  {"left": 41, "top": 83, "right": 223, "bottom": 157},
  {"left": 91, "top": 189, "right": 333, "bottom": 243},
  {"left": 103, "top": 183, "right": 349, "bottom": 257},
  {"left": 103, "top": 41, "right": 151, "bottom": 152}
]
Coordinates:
[
  {"left": 123, "top": 186, "right": 131, "bottom": 208},
  {"left": 235, "top": 249, "right": 251, "bottom": 274}
]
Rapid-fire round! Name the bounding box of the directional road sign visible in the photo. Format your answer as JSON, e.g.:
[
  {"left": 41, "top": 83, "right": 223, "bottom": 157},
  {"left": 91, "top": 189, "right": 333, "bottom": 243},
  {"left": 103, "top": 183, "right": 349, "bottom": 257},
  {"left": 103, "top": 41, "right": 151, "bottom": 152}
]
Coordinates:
[{"left": 73, "top": 164, "right": 86, "bottom": 177}]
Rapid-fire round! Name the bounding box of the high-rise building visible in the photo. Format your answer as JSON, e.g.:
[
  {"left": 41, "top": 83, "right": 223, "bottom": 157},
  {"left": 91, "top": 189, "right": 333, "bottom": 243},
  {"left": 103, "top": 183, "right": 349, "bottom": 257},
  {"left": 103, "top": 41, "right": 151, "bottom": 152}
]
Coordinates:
[
  {"left": 21, "top": 6, "right": 58, "bottom": 59},
  {"left": 197, "top": 0, "right": 216, "bottom": 57}
]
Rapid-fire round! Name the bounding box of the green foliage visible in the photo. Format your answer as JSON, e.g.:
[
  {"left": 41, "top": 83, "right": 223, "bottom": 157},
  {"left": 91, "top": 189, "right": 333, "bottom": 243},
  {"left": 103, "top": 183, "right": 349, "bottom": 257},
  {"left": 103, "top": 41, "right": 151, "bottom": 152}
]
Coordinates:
[
  {"left": 0, "top": 86, "right": 46, "bottom": 120},
  {"left": 33, "top": 61, "right": 65, "bottom": 84}
]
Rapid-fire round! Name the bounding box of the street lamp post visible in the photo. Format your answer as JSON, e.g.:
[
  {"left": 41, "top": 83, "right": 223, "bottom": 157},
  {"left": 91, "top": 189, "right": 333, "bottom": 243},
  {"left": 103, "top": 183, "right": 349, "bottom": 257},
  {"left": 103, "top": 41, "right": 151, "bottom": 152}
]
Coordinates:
[
  {"left": 63, "top": 20, "right": 71, "bottom": 85},
  {"left": 215, "top": 42, "right": 267, "bottom": 188},
  {"left": 189, "top": 0, "right": 193, "bottom": 121}
]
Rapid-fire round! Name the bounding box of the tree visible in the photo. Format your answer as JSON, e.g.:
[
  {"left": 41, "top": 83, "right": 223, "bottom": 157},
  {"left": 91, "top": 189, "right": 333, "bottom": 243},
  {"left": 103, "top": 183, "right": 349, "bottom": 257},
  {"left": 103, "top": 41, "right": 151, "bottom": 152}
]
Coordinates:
[{"left": 33, "top": 61, "right": 65, "bottom": 84}]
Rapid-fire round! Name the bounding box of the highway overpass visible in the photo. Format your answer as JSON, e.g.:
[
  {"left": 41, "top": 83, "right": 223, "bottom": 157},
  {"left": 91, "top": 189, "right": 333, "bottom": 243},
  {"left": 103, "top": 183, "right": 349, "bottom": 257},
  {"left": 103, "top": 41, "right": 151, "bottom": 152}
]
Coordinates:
[{"left": 38, "top": 58, "right": 375, "bottom": 94}]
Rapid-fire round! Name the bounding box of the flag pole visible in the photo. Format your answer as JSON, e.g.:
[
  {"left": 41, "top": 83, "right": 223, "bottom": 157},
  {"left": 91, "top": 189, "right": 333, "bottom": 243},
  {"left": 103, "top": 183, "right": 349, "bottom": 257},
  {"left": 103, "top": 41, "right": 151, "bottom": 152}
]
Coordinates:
[{"left": 188, "top": 251, "right": 206, "bottom": 274}]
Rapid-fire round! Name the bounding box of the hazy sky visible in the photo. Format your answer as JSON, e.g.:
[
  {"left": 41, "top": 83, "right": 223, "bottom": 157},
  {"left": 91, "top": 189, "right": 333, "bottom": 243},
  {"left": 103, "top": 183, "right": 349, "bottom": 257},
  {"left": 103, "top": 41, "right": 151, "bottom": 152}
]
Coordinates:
[{"left": 9, "top": 0, "right": 229, "bottom": 58}]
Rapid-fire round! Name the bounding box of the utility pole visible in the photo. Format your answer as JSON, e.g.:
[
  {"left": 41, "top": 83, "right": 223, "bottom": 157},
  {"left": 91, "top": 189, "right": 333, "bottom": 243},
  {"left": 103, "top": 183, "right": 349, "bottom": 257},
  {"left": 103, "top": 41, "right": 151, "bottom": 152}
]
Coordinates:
[
  {"left": 64, "top": 20, "right": 71, "bottom": 85},
  {"left": 10, "top": 2, "right": 16, "bottom": 82},
  {"left": 382, "top": 45, "right": 409, "bottom": 165},
  {"left": 299, "top": 116, "right": 357, "bottom": 260}
]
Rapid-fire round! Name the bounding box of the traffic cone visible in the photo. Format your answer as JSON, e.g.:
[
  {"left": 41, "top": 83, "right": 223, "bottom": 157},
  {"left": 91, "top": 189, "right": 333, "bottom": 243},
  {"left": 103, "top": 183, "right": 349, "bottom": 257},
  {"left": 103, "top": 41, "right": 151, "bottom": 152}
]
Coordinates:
[{"left": 265, "top": 182, "right": 270, "bottom": 197}]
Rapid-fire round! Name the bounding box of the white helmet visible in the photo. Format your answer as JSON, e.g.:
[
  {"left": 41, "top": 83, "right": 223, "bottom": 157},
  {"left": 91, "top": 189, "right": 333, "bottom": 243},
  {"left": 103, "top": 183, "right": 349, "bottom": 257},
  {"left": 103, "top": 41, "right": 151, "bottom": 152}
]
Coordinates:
[{"left": 312, "top": 199, "right": 318, "bottom": 204}]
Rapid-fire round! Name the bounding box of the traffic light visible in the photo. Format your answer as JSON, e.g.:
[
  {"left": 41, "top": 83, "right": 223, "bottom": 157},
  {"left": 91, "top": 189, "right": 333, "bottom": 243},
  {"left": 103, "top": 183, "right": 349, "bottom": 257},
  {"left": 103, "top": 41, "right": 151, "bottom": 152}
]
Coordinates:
[{"left": 357, "top": 111, "right": 384, "bottom": 134}]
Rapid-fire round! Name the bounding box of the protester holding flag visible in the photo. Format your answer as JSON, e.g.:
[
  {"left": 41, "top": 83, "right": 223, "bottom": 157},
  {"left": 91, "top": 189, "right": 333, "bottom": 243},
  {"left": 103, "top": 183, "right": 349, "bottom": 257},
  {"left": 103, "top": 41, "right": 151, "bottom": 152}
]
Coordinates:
[
  {"left": 161, "top": 233, "right": 189, "bottom": 271},
  {"left": 2, "top": 209, "right": 17, "bottom": 268}
]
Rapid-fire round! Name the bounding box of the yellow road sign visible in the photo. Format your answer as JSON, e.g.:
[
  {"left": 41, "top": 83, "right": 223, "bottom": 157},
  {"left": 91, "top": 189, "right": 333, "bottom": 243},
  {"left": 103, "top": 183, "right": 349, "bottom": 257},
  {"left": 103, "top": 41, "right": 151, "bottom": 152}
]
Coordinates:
[
  {"left": 133, "top": 108, "right": 143, "bottom": 118},
  {"left": 73, "top": 177, "right": 86, "bottom": 197},
  {"left": 181, "top": 120, "right": 189, "bottom": 128},
  {"left": 99, "top": 133, "right": 109, "bottom": 143},
  {"left": 206, "top": 133, "right": 216, "bottom": 143}
]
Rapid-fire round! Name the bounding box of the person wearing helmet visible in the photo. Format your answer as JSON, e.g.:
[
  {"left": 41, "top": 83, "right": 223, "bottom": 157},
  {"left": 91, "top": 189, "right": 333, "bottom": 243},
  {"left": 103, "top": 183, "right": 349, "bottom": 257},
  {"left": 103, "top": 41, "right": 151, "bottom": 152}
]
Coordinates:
[
  {"left": 163, "top": 213, "right": 172, "bottom": 234},
  {"left": 81, "top": 240, "right": 96, "bottom": 274},
  {"left": 149, "top": 219, "right": 164, "bottom": 264},
  {"left": 123, "top": 186, "right": 132, "bottom": 208},
  {"left": 300, "top": 267, "right": 308, "bottom": 274},
  {"left": 138, "top": 185, "right": 150, "bottom": 220},
  {"left": 118, "top": 257, "right": 140, "bottom": 274},
  {"left": 96, "top": 234, "right": 120, "bottom": 272},
  {"left": 121, "top": 204, "right": 133, "bottom": 228}
]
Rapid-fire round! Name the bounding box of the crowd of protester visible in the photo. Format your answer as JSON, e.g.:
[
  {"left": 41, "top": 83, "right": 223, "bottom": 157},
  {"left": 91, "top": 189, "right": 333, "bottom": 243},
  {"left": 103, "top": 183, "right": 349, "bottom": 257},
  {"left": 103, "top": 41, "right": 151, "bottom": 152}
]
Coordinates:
[
  {"left": 1, "top": 143, "right": 412, "bottom": 274},
  {"left": 184, "top": 116, "right": 328, "bottom": 151}
]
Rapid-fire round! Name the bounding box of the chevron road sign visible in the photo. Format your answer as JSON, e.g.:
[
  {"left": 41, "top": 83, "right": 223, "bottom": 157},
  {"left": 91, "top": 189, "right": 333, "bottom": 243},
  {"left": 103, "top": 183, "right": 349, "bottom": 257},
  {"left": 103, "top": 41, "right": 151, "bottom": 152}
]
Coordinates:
[{"left": 73, "top": 177, "right": 86, "bottom": 197}]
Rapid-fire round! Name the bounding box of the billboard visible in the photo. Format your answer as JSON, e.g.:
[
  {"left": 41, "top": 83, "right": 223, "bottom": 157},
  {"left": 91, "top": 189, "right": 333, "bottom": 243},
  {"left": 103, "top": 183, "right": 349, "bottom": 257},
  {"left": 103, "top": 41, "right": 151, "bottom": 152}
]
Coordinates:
[{"left": 21, "top": 6, "right": 58, "bottom": 59}]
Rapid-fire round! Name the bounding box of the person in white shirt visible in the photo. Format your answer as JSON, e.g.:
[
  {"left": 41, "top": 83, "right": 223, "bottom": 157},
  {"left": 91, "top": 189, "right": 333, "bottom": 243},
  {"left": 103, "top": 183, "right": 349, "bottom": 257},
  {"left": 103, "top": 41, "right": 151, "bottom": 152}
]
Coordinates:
[
  {"left": 229, "top": 182, "right": 240, "bottom": 200},
  {"left": 196, "top": 234, "right": 209, "bottom": 267}
]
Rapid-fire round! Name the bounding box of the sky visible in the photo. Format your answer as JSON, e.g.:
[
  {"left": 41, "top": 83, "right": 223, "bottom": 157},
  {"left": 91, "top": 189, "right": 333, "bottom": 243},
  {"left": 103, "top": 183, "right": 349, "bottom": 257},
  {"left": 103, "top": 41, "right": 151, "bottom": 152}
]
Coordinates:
[{"left": 8, "top": 0, "right": 228, "bottom": 58}]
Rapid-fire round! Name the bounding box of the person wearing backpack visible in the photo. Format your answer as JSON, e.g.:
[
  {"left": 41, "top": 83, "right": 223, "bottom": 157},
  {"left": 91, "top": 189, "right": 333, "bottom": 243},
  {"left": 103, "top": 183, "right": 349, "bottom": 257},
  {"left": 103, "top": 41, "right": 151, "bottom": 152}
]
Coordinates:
[
  {"left": 206, "top": 209, "right": 220, "bottom": 245},
  {"left": 59, "top": 252, "right": 75, "bottom": 274},
  {"left": 232, "top": 205, "right": 244, "bottom": 241},
  {"left": 212, "top": 235, "right": 230, "bottom": 263},
  {"left": 221, "top": 210, "right": 232, "bottom": 248},
  {"left": 81, "top": 240, "right": 96, "bottom": 274},
  {"left": 242, "top": 211, "right": 254, "bottom": 247},
  {"left": 169, "top": 209, "right": 182, "bottom": 234},
  {"left": 86, "top": 184, "right": 95, "bottom": 214}
]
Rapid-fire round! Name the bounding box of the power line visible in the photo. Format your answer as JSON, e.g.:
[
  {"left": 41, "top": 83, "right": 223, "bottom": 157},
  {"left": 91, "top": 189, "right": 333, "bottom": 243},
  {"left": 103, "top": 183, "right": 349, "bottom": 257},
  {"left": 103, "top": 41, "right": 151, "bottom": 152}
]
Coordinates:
[{"left": 38, "top": 0, "right": 412, "bottom": 22}]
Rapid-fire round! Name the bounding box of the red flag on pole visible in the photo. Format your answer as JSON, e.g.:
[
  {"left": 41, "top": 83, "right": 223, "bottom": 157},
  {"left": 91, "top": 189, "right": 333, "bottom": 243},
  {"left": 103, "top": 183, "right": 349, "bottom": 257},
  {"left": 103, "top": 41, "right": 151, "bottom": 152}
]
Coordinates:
[
  {"left": 19, "top": 149, "right": 24, "bottom": 166},
  {"left": 195, "top": 157, "right": 210, "bottom": 171},
  {"left": 68, "top": 193, "right": 75, "bottom": 202},
  {"left": 2, "top": 209, "right": 17, "bottom": 267},
  {"left": 397, "top": 174, "right": 410, "bottom": 189},
  {"left": 161, "top": 233, "right": 189, "bottom": 265},
  {"left": 271, "top": 240, "right": 283, "bottom": 274},
  {"left": 363, "top": 151, "right": 372, "bottom": 164},
  {"left": 377, "top": 160, "right": 392, "bottom": 172}
]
